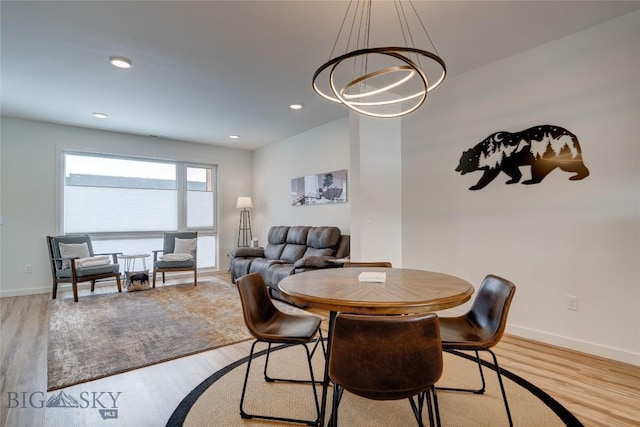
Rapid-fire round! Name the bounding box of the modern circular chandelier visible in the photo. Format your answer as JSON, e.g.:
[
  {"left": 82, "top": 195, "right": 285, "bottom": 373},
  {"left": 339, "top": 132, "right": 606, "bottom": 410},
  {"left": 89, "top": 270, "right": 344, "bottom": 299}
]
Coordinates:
[{"left": 312, "top": 0, "right": 446, "bottom": 119}]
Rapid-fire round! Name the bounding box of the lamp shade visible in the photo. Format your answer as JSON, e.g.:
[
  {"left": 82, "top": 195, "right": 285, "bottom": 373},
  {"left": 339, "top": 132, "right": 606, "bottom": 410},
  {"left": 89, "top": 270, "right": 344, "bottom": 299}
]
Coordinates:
[{"left": 236, "top": 196, "right": 253, "bottom": 209}]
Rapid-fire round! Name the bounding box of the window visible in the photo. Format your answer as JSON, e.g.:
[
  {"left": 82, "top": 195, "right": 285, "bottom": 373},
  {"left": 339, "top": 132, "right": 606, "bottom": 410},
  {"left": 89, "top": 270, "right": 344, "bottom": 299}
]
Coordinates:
[{"left": 62, "top": 152, "right": 217, "bottom": 269}]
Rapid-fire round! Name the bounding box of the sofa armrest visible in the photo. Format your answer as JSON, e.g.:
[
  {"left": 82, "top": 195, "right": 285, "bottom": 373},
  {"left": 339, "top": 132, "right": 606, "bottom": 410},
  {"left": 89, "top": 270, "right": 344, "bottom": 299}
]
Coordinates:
[{"left": 230, "top": 247, "right": 265, "bottom": 258}]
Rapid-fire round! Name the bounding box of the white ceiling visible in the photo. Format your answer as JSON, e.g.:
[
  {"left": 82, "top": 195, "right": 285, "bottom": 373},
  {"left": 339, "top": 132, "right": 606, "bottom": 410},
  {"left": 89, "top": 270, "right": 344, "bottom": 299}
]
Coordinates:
[{"left": 2, "top": 1, "right": 639, "bottom": 150}]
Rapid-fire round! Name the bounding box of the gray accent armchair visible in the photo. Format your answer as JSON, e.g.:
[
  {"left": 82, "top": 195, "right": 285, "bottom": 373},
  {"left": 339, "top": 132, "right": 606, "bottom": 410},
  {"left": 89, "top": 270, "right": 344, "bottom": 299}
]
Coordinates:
[
  {"left": 47, "top": 234, "right": 122, "bottom": 302},
  {"left": 152, "top": 231, "right": 198, "bottom": 287}
]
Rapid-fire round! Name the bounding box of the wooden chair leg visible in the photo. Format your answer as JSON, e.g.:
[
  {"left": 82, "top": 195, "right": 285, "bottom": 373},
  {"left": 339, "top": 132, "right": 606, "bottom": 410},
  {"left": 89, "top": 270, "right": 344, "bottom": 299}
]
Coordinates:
[
  {"left": 194, "top": 269, "right": 197, "bottom": 286},
  {"left": 91, "top": 280, "right": 96, "bottom": 292},
  {"left": 152, "top": 271, "right": 157, "bottom": 288},
  {"left": 116, "top": 275, "right": 122, "bottom": 293},
  {"left": 162, "top": 272, "right": 166, "bottom": 283},
  {"left": 72, "top": 280, "right": 79, "bottom": 303},
  {"left": 52, "top": 280, "right": 58, "bottom": 300}
]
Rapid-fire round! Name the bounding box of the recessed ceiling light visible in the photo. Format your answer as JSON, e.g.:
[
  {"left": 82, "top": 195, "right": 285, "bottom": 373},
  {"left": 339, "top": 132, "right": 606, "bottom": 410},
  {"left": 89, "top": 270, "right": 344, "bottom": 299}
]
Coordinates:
[
  {"left": 110, "top": 56, "right": 132, "bottom": 69},
  {"left": 229, "top": 135, "right": 239, "bottom": 139},
  {"left": 290, "top": 104, "right": 304, "bottom": 110},
  {"left": 93, "top": 112, "right": 109, "bottom": 119}
]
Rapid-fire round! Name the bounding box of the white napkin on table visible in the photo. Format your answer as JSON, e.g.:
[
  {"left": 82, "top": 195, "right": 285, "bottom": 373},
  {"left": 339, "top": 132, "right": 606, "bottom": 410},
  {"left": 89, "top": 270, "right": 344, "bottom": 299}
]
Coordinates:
[{"left": 358, "top": 272, "right": 386, "bottom": 283}]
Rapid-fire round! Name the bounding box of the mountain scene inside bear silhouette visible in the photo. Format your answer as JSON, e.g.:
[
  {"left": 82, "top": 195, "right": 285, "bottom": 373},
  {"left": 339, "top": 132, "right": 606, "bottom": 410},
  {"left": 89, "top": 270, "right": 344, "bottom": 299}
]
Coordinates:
[
  {"left": 46, "top": 391, "right": 81, "bottom": 407},
  {"left": 456, "top": 125, "right": 589, "bottom": 190}
]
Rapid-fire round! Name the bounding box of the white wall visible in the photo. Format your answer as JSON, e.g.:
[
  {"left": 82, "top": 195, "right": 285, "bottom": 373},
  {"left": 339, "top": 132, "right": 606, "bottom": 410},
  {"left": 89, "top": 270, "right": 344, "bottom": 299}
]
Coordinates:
[
  {"left": 402, "top": 11, "right": 640, "bottom": 365},
  {"left": 350, "top": 114, "right": 402, "bottom": 265},
  {"left": 0, "top": 117, "right": 253, "bottom": 297},
  {"left": 252, "top": 118, "right": 351, "bottom": 245}
]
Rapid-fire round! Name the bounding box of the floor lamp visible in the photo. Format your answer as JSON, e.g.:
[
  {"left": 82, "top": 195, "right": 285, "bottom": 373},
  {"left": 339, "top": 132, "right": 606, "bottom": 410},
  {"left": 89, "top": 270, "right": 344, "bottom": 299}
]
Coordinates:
[{"left": 237, "top": 196, "right": 253, "bottom": 247}]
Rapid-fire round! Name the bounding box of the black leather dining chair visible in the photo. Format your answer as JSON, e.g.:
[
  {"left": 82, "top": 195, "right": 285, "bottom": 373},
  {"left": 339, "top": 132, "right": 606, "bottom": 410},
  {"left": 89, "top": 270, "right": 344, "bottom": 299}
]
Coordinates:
[
  {"left": 329, "top": 312, "right": 443, "bottom": 427},
  {"left": 236, "top": 272, "right": 324, "bottom": 425},
  {"left": 437, "top": 274, "right": 517, "bottom": 426}
]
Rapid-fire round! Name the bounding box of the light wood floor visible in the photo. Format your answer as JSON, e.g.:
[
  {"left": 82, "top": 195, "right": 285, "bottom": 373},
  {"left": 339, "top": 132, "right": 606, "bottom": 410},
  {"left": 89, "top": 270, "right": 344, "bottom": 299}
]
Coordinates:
[{"left": 1, "top": 273, "right": 639, "bottom": 427}]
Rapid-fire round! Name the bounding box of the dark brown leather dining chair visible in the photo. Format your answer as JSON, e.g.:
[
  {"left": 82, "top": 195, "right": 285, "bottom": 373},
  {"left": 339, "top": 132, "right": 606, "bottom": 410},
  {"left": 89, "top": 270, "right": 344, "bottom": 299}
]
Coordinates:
[
  {"left": 437, "top": 274, "right": 517, "bottom": 426},
  {"left": 236, "top": 272, "right": 324, "bottom": 425},
  {"left": 343, "top": 261, "right": 392, "bottom": 268},
  {"left": 329, "top": 312, "right": 443, "bottom": 427}
]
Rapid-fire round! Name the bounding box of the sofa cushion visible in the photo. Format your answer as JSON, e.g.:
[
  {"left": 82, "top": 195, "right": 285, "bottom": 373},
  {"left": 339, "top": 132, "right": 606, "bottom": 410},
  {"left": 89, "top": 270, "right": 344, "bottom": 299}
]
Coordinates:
[
  {"left": 264, "top": 244, "right": 285, "bottom": 260},
  {"left": 307, "top": 226, "right": 341, "bottom": 250},
  {"left": 263, "top": 226, "right": 290, "bottom": 260},
  {"left": 280, "top": 244, "right": 307, "bottom": 262},
  {"left": 287, "top": 226, "right": 311, "bottom": 244},
  {"left": 268, "top": 226, "right": 290, "bottom": 244}
]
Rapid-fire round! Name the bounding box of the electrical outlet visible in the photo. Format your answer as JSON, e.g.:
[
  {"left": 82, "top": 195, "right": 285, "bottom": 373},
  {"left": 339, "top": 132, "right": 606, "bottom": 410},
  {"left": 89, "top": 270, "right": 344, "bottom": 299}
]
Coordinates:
[
  {"left": 566, "top": 295, "right": 578, "bottom": 311},
  {"left": 24, "top": 264, "right": 33, "bottom": 274}
]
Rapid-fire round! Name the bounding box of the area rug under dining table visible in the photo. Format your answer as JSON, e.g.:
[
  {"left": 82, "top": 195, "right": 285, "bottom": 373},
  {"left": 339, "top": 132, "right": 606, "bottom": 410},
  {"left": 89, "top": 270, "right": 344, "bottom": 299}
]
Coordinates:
[
  {"left": 47, "top": 277, "right": 253, "bottom": 391},
  {"left": 167, "top": 344, "right": 583, "bottom": 426}
]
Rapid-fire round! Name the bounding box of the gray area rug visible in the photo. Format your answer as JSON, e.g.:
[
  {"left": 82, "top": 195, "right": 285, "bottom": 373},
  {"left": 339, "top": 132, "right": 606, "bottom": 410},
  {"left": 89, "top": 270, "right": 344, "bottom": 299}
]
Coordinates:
[{"left": 47, "top": 277, "right": 252, "bottom": 391}]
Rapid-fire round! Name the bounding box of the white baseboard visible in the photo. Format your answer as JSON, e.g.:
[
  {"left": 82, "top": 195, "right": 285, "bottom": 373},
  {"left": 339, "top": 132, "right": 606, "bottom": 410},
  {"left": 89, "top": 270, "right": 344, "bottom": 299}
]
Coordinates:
[
  {"left": 0, "top": 270, "right": 214, "bottom": 299},
  {"left": 430, "top": 308, "right": 640, "bottom": 366},
  {"left": 1, "top": 286, "right": 50, "bottom": 298},
  {"left": 507, "top": 324, "right": 640, "bottom": 366},
  {"left": 0, "top": 281, "right": 117, "bottom": 298}
]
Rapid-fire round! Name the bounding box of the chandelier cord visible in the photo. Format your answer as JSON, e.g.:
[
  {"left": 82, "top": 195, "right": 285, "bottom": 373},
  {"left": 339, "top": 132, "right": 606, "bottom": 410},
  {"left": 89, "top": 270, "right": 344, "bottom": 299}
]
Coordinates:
[
  {"left": 408, "top": 0, "right": 441, "bottom": 58},
  {"left": 362, "top": 0, "right": 372, "bottom": 80},
  {"left": 329, "top": 0, "right": 355, "bottom": 61},
  {"left": 395, "top": 1, "right": 411, "bottom": 48}
]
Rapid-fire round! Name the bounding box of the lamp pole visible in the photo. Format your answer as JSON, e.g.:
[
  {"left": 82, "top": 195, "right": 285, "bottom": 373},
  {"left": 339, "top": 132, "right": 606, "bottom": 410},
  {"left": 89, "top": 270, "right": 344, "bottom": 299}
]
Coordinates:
[{"left": 236, "top": 196, "right": 253, "bottom": 247}]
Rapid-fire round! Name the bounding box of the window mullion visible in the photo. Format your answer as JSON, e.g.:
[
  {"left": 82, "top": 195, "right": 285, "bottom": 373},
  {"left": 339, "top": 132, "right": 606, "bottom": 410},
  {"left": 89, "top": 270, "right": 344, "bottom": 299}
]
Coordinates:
[{"left": 177, "top": 163, "right": 187, "bottom": 231}]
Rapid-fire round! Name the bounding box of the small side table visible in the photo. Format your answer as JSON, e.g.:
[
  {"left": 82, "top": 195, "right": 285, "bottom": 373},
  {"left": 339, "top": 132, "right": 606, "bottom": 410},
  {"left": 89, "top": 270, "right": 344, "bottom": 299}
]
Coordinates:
[
  {"left": 118, "top": 254, "right": 151, "bottom": 291},
  {"left": 119, "top": 254, "right": 150, "bottom": 275}
]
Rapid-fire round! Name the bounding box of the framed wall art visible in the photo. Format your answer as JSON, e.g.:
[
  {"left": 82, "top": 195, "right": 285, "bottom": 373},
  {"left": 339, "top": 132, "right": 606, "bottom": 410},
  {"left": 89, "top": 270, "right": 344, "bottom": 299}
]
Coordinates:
[{"left": 291, "top": 169, "right": 347, "bottom": 206}]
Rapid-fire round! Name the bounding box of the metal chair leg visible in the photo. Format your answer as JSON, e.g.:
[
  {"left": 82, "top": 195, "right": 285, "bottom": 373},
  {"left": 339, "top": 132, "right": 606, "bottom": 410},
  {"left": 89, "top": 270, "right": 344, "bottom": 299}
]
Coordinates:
[
  {"left": 264, "top": 330, "right": 325, "bottom": 385},
  {"left": 437, "top": 349, "right": 511, "bottom": 427},
  {"left": 330, "top": 384, "right": 344, "bottom": 427},
  {"left": 487, "top": 349, "right": 513, "bottom": 427},
  {"left": 428, "top": 386, "right": 441, "bottom": 427},
  {"left": 240, "top": 339, "right": 320, "bottom": 426},
  {"left": 409, "top": 393, "right": 425, "bottom": 427},
  {"left": 437, "top": 349, "right": 486, "bottom": 394}
]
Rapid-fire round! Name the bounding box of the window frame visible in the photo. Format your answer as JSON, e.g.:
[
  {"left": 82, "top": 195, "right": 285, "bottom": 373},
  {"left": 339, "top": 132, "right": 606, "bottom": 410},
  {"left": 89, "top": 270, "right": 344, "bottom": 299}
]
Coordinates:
[{"left": 58, "top": 150, "right": 219, "bottom": 268}]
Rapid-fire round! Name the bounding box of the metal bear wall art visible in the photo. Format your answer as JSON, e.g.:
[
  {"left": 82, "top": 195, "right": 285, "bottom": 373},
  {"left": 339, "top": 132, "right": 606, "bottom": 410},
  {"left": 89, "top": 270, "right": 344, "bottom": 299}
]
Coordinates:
[{"left": 456, "top": 125, "right": 589, "bottom": 191}]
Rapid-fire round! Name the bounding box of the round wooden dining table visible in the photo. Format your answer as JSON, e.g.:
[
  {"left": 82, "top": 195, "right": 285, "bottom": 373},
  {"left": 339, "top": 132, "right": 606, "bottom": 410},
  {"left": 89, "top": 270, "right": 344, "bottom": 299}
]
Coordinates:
[
  {"left": 279, "top": 267, "right": 474, "bottom": 315},
  {"left": 279, "top": 267, "right": 475, "bottom": 426}
]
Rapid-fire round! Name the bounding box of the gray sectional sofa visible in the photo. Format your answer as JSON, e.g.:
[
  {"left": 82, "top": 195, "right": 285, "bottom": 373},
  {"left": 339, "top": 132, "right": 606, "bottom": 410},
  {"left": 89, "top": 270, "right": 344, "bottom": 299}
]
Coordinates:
[{"left": 230, "top": 225, "right": 350, "bottom": 302}]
